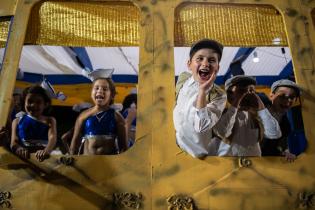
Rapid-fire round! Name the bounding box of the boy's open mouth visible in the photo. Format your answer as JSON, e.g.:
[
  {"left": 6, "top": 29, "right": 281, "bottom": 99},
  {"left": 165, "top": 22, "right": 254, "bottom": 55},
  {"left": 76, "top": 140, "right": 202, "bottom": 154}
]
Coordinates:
[{"left": 198, "top": 68, "right": 211, "bottom": 80}]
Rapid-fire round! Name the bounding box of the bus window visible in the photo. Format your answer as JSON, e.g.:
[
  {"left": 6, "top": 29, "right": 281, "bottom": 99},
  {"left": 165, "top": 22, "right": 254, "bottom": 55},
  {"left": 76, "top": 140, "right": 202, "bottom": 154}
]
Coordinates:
[
  {"left": 173, "top": 3, "right": 307, "bottom": 158},
  {"left": 2, "top": 1, "right": 140, "bottom": 157}
]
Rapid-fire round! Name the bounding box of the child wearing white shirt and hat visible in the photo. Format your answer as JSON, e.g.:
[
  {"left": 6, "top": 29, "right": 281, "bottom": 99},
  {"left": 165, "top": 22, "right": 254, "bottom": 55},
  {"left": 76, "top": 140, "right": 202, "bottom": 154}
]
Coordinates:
[{"left": 173, "top": 39, "right": 227, "bottom": 158}]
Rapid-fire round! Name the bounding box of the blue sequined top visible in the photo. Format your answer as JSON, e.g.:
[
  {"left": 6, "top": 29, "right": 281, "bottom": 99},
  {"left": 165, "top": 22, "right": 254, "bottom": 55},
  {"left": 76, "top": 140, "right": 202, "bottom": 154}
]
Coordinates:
[
  {"left": 83, "top": 108, "right": 117, "bottom": 138},
  {"left": 17, "top": 114, "right": 49, "bottom": 147}
]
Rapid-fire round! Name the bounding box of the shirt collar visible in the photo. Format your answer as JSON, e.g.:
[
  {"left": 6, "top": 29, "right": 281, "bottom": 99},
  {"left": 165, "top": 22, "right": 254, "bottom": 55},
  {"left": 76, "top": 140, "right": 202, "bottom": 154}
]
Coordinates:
[{"left": 187, "top": 76, "right": 196, "bottom": 87}]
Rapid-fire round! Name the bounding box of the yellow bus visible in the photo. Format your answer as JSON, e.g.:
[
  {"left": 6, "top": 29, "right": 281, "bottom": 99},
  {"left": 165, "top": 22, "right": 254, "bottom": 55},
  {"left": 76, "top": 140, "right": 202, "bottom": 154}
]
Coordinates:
[{"left": 0, "top": 0, "right": 314, "bottom": 209}]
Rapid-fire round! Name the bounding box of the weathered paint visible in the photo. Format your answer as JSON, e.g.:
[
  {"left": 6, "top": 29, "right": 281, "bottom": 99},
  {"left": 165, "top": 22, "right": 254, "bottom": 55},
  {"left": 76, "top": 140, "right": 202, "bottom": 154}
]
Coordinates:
[{"left": 0, "top": 0, "right": 314, "bottom": 210}]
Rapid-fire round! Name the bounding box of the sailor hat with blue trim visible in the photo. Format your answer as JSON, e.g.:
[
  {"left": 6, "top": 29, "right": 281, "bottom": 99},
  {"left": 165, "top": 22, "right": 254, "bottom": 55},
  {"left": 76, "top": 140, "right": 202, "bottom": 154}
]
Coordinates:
[{"left": 83, "top": 68, "right": 114, "bottom": 81}]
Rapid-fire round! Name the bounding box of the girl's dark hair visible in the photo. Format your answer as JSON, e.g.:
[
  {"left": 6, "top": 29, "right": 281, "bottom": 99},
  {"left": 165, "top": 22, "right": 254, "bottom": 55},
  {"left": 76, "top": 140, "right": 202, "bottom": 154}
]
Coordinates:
[
  {"left": 121, "top": 93, "right": 137, "bottom": 113},
  {"left": 93, "top": 78, "right": 116, "bottom": 105},
  {"left": 22, "top": 85, "right": 52, "bottom": 115}
]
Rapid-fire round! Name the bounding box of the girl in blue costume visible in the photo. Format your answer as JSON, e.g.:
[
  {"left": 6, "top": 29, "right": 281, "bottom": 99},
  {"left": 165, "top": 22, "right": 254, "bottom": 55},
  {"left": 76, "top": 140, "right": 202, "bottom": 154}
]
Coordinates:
[
  {"left": 11, "top": 86, "right": 57, "bottom": 161},
  {"left": 69, "top": 77, "right": 127, "bottom": 155},
  {"left": 121, "top": 93, "right": 137, "bottom": 147}
]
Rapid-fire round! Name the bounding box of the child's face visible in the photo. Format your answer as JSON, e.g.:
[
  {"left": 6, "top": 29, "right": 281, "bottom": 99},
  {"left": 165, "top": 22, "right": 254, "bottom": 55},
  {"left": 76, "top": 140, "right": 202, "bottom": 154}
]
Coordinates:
[
  {"left": 91, "top": 79, "right": 112, "bottom": 107},
  {"left": 187, "top": 48, "right": 220, "bottom": 84},
  {"left": 25, "top": 93, "right": 47, "bottom": 118},
  {"left": 270, "top": 86, "right": 297, "bottom": 113}
]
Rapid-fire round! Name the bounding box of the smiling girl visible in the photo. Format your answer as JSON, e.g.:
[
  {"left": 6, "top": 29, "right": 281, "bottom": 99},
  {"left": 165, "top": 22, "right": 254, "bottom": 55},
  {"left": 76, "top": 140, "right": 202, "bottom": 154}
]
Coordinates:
[
  {"left": 11, "top": 85, "right": 57, "bottom": 161},
  {"left": 69, "top": 78, "right": 127, "bottom": 155}
]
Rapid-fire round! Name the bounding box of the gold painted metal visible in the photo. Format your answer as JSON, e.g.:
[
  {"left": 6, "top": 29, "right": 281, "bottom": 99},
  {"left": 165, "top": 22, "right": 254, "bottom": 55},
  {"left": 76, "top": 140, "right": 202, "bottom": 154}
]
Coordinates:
[
  {"left": 0, "top": 191, "right": 12, "bottom": 209},
  {"left": 0, "top": 0, "right": 314, "bottom": 210},
  {"left": 312, "top": 8, "right": 315, "bottom": 28},
  {"left": 25, "top": 1, "right": 140, "bottom": 46},
  {"left": 58, "top": 156, "right": 75, "bottom": 166},
  {"left": 297, "top": 191, "right": 315, "bottom": 209},
  {"left": 0, "top": 0, "right": 17, "bottom": 16},
  {"left": 112, "top": 192, "right": 143, "bottom": 209},
  {"left": 167, "top": 195, "right": 196, "bottom": 210},
  {"left": 175, "top": 3, "right": 288, "bottom": 46},
  {"left": 238, "top": 157, "right": 252, "bottom": 167}
]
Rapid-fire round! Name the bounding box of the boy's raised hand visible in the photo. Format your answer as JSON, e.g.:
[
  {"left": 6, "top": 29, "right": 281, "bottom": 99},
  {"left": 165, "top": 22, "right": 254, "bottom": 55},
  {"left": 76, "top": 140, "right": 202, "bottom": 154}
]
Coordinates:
[
  {"left": 231, "top": 89, "right": 248, "bottom": 109},
  {"left": 251, "top": 92, "right": 265, "bottom": 110},
  {"left": 199, "top": 70, "right": 217, "bottom": 92}
]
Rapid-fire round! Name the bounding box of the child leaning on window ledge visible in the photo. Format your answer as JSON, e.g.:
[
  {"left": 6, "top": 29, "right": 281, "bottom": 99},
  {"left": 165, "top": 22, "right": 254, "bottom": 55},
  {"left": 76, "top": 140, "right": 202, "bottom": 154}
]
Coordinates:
[
  {"left": 261, "top": 79, "right": 306, "bottom": 162},
  {"left": 11, "top": 85, "right": 57, "bottom": 162},
  {"left": 173, "top": 39, "right": 227, "bottom": 158}
]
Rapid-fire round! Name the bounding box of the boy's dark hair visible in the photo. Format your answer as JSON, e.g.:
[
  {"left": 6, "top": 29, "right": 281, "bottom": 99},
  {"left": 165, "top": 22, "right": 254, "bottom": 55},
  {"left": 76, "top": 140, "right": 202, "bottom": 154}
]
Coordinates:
[
  {"left": 22, "top": 85, "right": 52, "bottom": 115},
  {"left": 189, "top": 39, "right": 224, "bottom": 61},
  {"left": 93, "top": 78, "right": 116, "bottom": 105},
  {"left": 121, "top": 93, "right": 137, "bottom": 113}
]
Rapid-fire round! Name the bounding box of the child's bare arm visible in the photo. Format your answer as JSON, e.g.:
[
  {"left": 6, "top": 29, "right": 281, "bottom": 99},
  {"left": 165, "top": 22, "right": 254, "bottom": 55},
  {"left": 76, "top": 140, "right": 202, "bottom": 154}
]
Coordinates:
[
  {"left": 61, "top": 128, "right": 74, "bottom": 153},
  {"left": 46, "top": 117, "right": 57, "bottom": 153},
  {"left": 115, "top": 112, "right": 127, "bottom": 152},
  {"left": 11, "top": 119, "right": 29, "bottom": 159},
  {"left": 125, "top": 107, "right": 136, "bottom": 141},
  {"left": 35, "top": 117, "right": 57, "bottom": 161},
  {"left": 69, "top": 116, "right": 84, "bottom": 155},
  {"left": 10, "top": 119, "right": 19, "bottom": 149}
]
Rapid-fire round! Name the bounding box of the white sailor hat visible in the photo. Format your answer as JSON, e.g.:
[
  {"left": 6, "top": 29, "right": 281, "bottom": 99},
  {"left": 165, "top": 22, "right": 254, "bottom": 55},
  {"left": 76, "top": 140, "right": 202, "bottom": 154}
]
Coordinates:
[
  {"left": 41, "top": 78, "right": 67, "bottom": 101},
  {"left": 83, "top": 68, "right": 114, "bottom": 82}
]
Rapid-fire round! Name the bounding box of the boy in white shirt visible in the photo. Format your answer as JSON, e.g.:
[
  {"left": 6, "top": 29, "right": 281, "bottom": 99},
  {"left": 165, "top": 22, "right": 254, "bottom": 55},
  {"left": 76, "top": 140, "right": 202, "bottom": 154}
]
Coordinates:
[
  {"left": 173, "top": 39, "right": 227, "bottom": 158},
  {"left": 261, "top": 79, "right": 304, "bottom": 161}
]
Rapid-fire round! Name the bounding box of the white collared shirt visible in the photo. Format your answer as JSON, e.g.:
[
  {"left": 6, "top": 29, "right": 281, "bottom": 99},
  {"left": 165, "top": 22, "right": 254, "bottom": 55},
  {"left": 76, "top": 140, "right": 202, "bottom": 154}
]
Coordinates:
[
  {"left": 173, "top": 76, "right": 227, "bottom": 158},
  {"left": 214, "top": 106, "right": 282, "bottom": 156}
]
